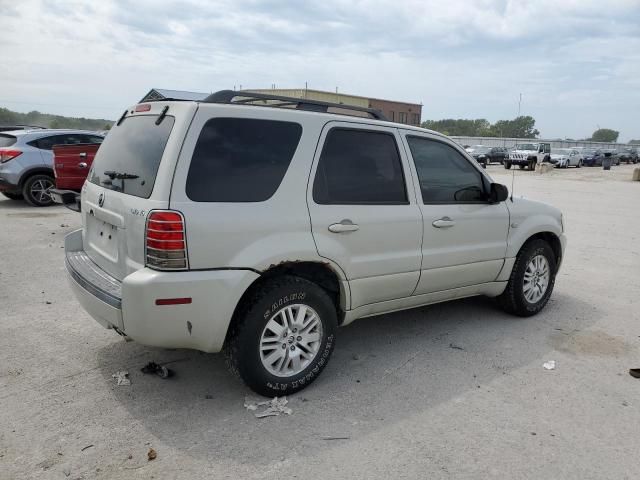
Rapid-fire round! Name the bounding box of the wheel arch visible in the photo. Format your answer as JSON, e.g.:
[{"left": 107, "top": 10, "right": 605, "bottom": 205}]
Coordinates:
[
  {"left": 18, "top": 167, "right": 55, "bottom": 188},
  {"left": 517, "top": 231, "right": 562, "bottom": 271},
  {"left": 223, "top": 261, "right": 348, "bottom": 348}
]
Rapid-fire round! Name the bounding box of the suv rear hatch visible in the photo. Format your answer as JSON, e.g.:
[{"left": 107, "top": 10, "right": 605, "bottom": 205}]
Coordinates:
[{"left": 81, "top": 102, "right": 197, "bottom": 281}]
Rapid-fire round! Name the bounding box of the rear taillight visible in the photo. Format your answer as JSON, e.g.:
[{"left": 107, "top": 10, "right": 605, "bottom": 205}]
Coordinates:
[
  {"left": 0, "top": 149, "right": 22, "bottom": 163},
  {"left": 145, "top": 210, "right": 188, "bottom": 270}
]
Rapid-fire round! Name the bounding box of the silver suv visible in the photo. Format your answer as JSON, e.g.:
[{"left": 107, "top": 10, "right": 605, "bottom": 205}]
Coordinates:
[
  {"left": 0, "top": 129, "right": 104, "bottom": 206},
  {"left": 65, "top": 91, "right": 566, "bottom": 395}
]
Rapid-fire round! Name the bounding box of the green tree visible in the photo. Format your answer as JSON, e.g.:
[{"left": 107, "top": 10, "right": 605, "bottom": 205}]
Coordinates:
[
  {"left": 591, "top": 128, "right": 619, "bottom": 142},
  {"left": 421, "top": 118, "right": 493, "bottom": 136},
  {"left": 490, "top": 116, "right": 539, "bottom": 138}
]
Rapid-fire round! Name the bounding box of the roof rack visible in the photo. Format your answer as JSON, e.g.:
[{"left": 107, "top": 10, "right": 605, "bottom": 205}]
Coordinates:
[{"left": 203, "top": 90, "right": 388, "bottom": 121}]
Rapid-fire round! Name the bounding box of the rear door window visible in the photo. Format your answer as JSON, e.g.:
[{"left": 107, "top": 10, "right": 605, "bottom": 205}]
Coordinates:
[
  {"left": 186, "top": 118, "right": 302, "bottom": 202},
  {"left": 0, "top": 134, "right": 17, "bottom": 147},
  {"left": 313, "top": 128, "right": 407, "bottom": 205},
  {"left": 88, "top": 115, "right": 174, "bottom": 198}
]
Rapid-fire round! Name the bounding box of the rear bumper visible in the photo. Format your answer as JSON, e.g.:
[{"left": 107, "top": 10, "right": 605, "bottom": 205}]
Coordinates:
[
  {"left": 51, "top": 189, "right": 81, "bottom": 212},
  {"left": 0, "top": 176, "right": 19, "bottom": 192},
  {"left": 64, "top": 229, "right": 260, "bottom": 353}
]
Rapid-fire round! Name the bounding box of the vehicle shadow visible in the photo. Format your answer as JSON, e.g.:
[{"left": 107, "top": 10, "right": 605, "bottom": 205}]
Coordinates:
[{"left": 95, "top": 292, "right": 597, "bottom": 466}]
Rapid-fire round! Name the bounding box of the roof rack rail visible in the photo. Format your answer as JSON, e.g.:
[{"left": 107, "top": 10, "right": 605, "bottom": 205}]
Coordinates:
[{"left": 203, "top": 90, "right": 388, "bottom": 121}]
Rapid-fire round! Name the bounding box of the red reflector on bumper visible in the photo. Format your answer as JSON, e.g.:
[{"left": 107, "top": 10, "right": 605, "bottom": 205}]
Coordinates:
[{"left": 155, "top": 297, "right": 192, "bottom": 306}]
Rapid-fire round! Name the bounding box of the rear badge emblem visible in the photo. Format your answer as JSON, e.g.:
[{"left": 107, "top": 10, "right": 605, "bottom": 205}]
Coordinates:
[{"left": 98, "top": 193, "right": 105, "bottom": 207}]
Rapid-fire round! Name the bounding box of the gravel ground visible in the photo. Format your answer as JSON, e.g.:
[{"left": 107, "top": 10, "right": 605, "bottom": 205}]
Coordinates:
[{"left": 1, "top": 164, "right": 639, "bottom": 480}]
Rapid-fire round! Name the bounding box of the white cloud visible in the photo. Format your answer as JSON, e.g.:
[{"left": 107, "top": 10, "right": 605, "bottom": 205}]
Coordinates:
[{"left": 0, "top": 0, "right": 638, "bottom": 140}]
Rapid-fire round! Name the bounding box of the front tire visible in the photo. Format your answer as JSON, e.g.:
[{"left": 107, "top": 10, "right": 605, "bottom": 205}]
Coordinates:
[
  {"left": 504, "top": 162, "right": 512, "bottom": 169},
  {"left": 225, "top": 276, "right": 338, "bottom": 396},
  {"left": 22, "top": 174, "right": 55, "bottom": 207},
  {"left": 497, "top": 239, "right": 557, "bottom": 317}
]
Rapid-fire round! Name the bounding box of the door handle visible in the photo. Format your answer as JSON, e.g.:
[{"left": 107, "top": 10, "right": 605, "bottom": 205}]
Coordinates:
[
  {"left": 79, "top": 152, "right": 87, "bottom": 158},
  {"left": 78, "top": 162, "right": 88, "bottom": 168},
  {"left": 328, "top": 219, "right": 359, "bottom": 233},
  {"left": 432, "top": 217, "right": 456, "bottom": 228}
]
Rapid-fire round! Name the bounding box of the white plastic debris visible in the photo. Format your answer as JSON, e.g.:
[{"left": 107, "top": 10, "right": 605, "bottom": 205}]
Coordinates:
[
  {"left": 112, "top": 371, "right": 131, "bottom": 385},
  {"left": 244, "top": 396, "right": 292, "bottom": 418},
  {"left": 543, "top": 360, "right": 556, "bottom": 370}
]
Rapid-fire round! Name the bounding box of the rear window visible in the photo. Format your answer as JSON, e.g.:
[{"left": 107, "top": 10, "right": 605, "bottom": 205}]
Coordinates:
[
  {"left": 0, "top": 134, "right": 17, "bottom": 147},
  {"left": 186, "top": 118, "right": 302, "bottom": 202},
  {"left": 89, "top": 115, "right": 174, "bottom": 198}
]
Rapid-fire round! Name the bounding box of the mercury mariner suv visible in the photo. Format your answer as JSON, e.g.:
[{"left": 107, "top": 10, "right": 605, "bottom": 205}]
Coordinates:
[{"left": 65, "top": 90, "right": 566, "bottom": 395}]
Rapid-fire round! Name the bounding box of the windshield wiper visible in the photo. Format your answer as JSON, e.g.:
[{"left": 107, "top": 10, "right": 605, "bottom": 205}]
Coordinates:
[{"left": 104, "top": 170, "right": 139, "bottom": 180}]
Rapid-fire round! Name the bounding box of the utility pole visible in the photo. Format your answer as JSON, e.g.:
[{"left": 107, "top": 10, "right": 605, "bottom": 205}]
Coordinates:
[{"left": 517, "top": 93, "right": 522, "bottom": 117}]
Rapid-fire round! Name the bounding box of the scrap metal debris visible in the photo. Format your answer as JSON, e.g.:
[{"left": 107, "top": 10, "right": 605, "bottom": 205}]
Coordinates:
[
  {"left": 147, "top": 448, "right": 157, "bottom": 461},
  {"left": 543, "top": 360, "right": 556, "bottom": 370},
  {"left": 244, "top": 396, "right": 292, "bottom": 418},
  {"left": 112, "top": 371, "right": 131, "bottom": 385},
  {"left": 629, "top": 369, "right": 640, "bottom": 379},
  {"left": 449, "top": 343, "right": 465, "bottom": 351},
  {"left": 81, "top": 445, "right": 94, "bottom": 452},
  {"left": 140, "top": 362, "right": 173, "bottom": 379}
]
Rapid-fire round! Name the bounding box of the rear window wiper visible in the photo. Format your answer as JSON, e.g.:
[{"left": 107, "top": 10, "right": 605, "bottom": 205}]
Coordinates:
[{"left": 104, "top": 170, "right": 140, "bottom": 180}]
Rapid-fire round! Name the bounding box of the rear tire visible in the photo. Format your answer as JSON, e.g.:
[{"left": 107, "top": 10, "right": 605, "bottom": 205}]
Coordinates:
[
  {"left": 225, "top": 275, "right": 338, "bottom": 396},
  {"left": 1, "top": 192, "right": 23, "bottom": 200},
  {"left": 497, "top": 239, "right": 557, "bottom": 317},
  {"left": 22, "top": 174, "right": 55, "bottom": 207}
]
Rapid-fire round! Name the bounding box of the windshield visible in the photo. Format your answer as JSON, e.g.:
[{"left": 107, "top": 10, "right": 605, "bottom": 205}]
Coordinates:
[
  {"left": 515, "top": 143, "right": 537, "bottom": 151},
  {"left": 88, "top": 115, "right": 174, "bottom": 198}
]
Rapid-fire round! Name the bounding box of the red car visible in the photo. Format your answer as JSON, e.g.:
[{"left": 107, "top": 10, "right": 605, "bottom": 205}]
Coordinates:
[{"left": 51, "top": 143, "right": 101, "bottom": 211}]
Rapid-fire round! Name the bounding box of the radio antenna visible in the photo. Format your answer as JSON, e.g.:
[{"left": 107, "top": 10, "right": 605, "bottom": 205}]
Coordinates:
[{"left": 510, "top": 166, "right": 515, "bottom": 202}]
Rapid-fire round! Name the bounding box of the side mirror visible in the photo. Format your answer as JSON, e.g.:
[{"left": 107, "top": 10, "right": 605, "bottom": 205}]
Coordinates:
[{"left": 489, "top": 183, "right": 509, "bottom": 203}]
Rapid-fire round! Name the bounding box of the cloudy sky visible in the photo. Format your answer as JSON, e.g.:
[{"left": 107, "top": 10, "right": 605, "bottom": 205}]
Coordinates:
[{"left": 1, "top": 0, "right": 639, "bottom": 140}]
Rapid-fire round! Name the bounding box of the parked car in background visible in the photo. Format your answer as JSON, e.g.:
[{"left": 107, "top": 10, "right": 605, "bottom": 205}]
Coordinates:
[
  {"left": 550, "top": 148, "right": 582, "bottom": 168},
  {"left": 65, "top": 90, "right": 566, "bottom": 395},
  {"left": 52, "top": 143, "right": 101, "bottom": 190},
  {"left": 0, "top": 125, "right": 46, "bottom": 132},
  {"left": 505, "top": 142, "right": 551, "bottom": 170},
  {"left": 619, "top": 147, "right": 638, "bottom": 164},
  {"left": 0, "top": 129, "right": 104, "bottom": 206},
  {"left": 582, "top": 149, "right": 604, "bottom": 167},
  {"left": 50, "top": 143, "right": 102, "bottom": 212},
  {"left": 465, "top": 145, "right": 508, "bottom": 167}
]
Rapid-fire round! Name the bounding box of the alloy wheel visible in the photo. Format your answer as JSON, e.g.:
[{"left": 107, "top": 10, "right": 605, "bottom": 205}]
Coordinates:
[
  {"left": 523, "top": 254, "right": 550, "bottom": 304},
  {"left": 259, "top": 304, "right": 323, "bottom": 377},
  {"left": 30, "top": 178, "right": 54, "bottom": 204}
]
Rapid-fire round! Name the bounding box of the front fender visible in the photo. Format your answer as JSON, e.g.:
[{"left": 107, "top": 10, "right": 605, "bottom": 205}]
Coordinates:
[{"left": 505, "top": 198, "right": 563, "bottom": 259}]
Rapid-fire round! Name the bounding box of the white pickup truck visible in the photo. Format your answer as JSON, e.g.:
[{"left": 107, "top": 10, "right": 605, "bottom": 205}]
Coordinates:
[{"left": 505, "top": 142, "right": 551, "bottom": 170}]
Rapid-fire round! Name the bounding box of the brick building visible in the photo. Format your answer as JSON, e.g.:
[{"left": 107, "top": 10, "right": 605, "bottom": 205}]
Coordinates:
[
  {"left": 141, "top": 88, "right": 423, "bottom": 126},
  {"left": 249, "top": 88, "right": 423, "bottom": 126}
]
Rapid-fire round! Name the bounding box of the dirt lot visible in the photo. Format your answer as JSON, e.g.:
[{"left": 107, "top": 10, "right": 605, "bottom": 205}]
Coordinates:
[{"left": 1, "top": 164, "right": 639, "bottom": 479}]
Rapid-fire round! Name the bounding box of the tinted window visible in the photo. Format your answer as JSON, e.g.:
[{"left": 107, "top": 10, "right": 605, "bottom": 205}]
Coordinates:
[
  {"left": 0, "top": 134, "right": 16, "bottom": 147},
  {"left": 89, "top": 115, "right": 174, "bottom": 198},
  {"left": 186, "top": 118, "right": 302, "bottom": 202},
  {"left": 82, "top": 135, "right": 104, "bottom": 144},
  {"left": 407, "top": 136, "right": 486, "bottom": 203},
  {"left": 313, "top": 128, "right": 407, "bottom": 205}
]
